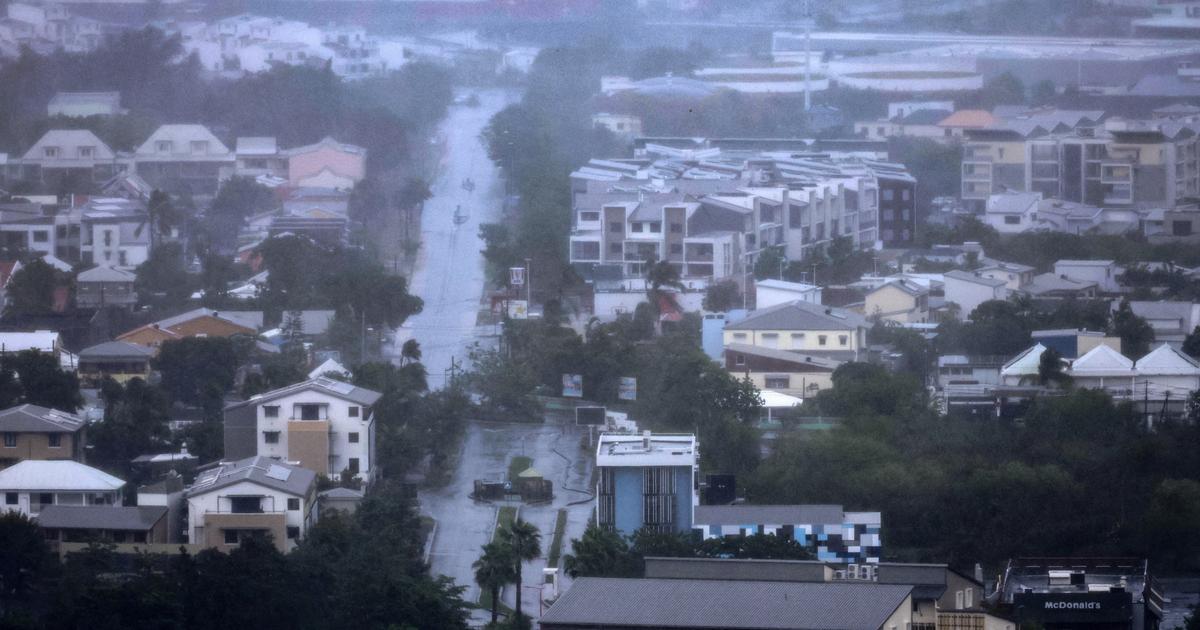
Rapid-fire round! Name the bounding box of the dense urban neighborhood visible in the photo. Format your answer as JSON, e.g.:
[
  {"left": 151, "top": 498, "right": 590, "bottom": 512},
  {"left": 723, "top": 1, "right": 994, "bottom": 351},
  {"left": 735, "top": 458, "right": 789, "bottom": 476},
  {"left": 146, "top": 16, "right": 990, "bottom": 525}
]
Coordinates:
[{"left": 2, "top": 0, "right": 1200, "bottom": 629}]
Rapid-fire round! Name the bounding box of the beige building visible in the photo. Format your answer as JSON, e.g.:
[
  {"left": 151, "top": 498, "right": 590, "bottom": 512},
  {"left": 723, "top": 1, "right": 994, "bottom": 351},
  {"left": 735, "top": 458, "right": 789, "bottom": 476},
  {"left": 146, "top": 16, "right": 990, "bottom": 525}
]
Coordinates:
[
  {"left": 185, "top": 456, "right": 318, "bottom": 553},
  {"left": 723, "top": 343, "right": 841, "bottom": 397},
  {"left": 723, "top": 301, "right": 868, "bottom": 360},
  {"left": 864, "top": 279, "right": 930, "bottom": 323},
  {"left": 0, "top": 405, "right": 86, "bottom": 468}
]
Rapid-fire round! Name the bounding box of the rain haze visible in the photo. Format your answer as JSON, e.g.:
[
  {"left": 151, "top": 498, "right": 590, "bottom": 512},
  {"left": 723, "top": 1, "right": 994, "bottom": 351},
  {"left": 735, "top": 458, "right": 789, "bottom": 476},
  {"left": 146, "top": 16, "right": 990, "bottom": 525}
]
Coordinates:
[{"left": 2, "top": 0, "right": 1200, "bottom": 628}]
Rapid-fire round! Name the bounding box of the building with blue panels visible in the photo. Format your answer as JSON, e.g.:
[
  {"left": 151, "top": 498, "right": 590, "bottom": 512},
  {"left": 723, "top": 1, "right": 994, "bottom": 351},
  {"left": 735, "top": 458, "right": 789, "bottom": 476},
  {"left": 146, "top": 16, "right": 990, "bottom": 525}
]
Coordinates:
[
  {"left": 693, "top": 504, "right": 882, "bottom": 564},
  {"left": 596, "top": 432, "right": 696, "bottom": 537}
]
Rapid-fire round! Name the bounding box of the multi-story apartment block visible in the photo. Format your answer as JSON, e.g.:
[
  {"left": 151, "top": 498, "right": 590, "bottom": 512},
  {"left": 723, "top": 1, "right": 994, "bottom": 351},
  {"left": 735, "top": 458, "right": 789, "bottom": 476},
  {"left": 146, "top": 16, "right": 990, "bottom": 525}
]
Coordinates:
[
  {"left": 185, "top": 456, "right": 318, "bottom": 552},
  {"left": 596, "top": 432, "right": 696, "bottom": 537},
  {"left": 223, "top": 377, "right": 382, "bottom": 482},
  {"left": 569, "top": 150, "right": 916, "bottom": 294},
  {"left": 962, "top": 118, "right": 1200, "bottom": 212}
]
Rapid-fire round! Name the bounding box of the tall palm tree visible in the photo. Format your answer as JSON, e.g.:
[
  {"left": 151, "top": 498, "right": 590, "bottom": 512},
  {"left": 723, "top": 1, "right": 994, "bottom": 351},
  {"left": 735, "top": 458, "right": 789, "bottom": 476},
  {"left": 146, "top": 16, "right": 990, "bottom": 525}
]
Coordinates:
[
  {"left": 473, "top": 541, "right": 516, "bottom": 625},
  {"left": 501, "top": 518, "right": 542, "bottom": 623}
]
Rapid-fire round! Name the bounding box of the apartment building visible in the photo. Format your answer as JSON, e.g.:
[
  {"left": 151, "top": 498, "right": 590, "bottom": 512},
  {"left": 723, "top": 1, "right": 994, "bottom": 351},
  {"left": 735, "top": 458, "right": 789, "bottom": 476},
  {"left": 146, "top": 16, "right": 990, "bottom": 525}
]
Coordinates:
[
  {"left": 223, "top": 377, "right": 382, "bottom": 482},
  {"left": 962, "top": 118, "right": 1200, "bottom": 212},
  {"left": 596, "top": 432, "right": 696, "bottom": 537},
  {"left": 185, "top": 456, "right": 318, "bottom": 552}
]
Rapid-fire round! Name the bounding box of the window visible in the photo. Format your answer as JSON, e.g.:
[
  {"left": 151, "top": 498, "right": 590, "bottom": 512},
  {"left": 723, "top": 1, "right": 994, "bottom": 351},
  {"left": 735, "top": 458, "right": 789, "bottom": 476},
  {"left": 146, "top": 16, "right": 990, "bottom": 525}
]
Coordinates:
[
  {"left": 649, "top": 222, "right": 661, "bottom": 233},
  {"left": 632, "top": 223, "right": 644, "bottom": 233},
  {"left": 839, "top": 335, "right": 848, "bottom": 346},
  {"left": 44, "top": 146, "right": 59, "bottom": 158},
  {"left": 287, "top": 498, "right": 300, "bottom": 511},
  {"left": 287, "top": 526, "right": 300, "bottom": 539},
  {"left": 732, "top": 332, "right": 747, "bottom": 341},
  {"left": 38, "top": 493, "right": 53, "bottom": 506},
  {"left": 263, "top": 431, "right": 280, "bottom": 444},
  {"left": 156, "top": 140, "right": 172, "bottom": 153},
  {"left": 997, "top": 148, "right": 1005, "bottom": 159},
  {"left": 224, "top": 529, "right": 239, "bottom": 545},
  {"left": 965, "top": 588, "right": 973, "bottom": 608},
  {"left": 609, "top": 243, "right": 622, "bottom": 254},
  {"left": 901, "top": 189, "right": 911, "bottom": 201},
  {"left": 791, "top": 333, "right": 805, "bottom": 343},
  {"left": 348, "top": 406, "right": 359, "bottom": 417},
  {"left": 734, "top": 354, "right": 745, "bottom": 366},
  {"left": 349, "top": 432, "right": 359, "bottom": 443},
  {"left": 1004, "top": 215, "right": 1021, "bottom": 225},
  {"left": 669, "top": 243, "right": 682, "bottom": 254},
  {"left": 33, "top": 231, "right": 48, "bottom": 243},
  {"left": 48, "top": 434, "right": 61, "bottom": 448},
  {"left": 348, "top": 458, "right": 360, "bottom": 475},
  {"left": 609, "top": 222, "right": 624, "bottom": 233},
  {"left": 118, "top": 251, "right": 127, "bottom": 267},
  {"left": 229, "top": 496, "right": 262, "bottom": 513},
  {"left": 882, "top": 189, "right": 894, "bottom": 201},
  {"left": 761, "top": 332, "right": 779, "bottom": 348},
  {"left": 580, "top": 211, "right": 599, "bottom": 222},
  {"left": 103, "top": 230, "right": 113, "bottom": 247},
  {"left": 3, "top": 433, "right": 15, "bottom": 447},
  {"left": 78, "top": 146, "right": 93, "bottom": 158},
  {"left": 955, "top": 590, "right": 964, "bottom": 609},
  {"left": 264, "top": 405, "right": 279, "bottom": 418},
  {"left": 670, "top": 222, "right": 683, "bottom": 233},
  {"left": 818, "top": 335, "right": 828, "bottom": 346},
  {"left": 1173, "top": 220, "right": 1193, "bottom": 236},
  {"left": 5, "top": 492, "right": 16, "bottom": 505},
  {"left": 765, "top": 375, "right": 790, "bottom": 389},
  {"left": 190, "top": 140, "right": 208, "bottom": 154},
  {"left": 295, "top": 403, "right": 323, "bottom": 421}
]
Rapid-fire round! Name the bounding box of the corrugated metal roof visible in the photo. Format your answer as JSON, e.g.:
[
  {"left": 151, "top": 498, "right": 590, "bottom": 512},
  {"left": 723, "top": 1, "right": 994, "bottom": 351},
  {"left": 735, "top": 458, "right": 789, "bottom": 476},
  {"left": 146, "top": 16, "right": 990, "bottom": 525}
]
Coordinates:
[
  {"left": 541, "top": 577, "right": 911, "bottom": 629},
  {"left": 36, "top": 505, "right": 166, "bottom": 531},
  {"left": 0, "top": 404, "right": 84, "bottom": 433},
  {"left": 0, "top": 460, "right": 124, "bottom": 492},
  {"left": 726, "top": 302, "right": 865, "bottom": 332}
]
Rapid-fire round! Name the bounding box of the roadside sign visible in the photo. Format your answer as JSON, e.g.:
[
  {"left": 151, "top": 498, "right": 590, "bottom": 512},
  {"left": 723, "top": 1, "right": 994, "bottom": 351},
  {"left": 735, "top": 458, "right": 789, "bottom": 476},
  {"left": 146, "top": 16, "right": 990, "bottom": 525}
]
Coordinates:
[
  {"left": 575, "top": 406, "right": 605, "bottom": 425},
  {"left": 510, "top": 267, "right": 525, "bottom": 286},
  {"left": 618, "top": 377, "right": 637, "bottom": 401},
  {"left": 507, "top": 300, "right": 529, "bottom": 319},
  {"left": 562, "top": 374, "right": 583, "bottom": 398}
]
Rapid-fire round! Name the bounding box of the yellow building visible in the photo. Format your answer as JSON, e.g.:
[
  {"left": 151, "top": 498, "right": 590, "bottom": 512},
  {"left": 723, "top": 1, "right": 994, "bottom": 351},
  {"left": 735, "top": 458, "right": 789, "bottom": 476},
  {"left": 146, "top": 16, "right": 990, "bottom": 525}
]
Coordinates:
[
  {"left": 723, "top": 301, "right": 868, "bottom": 361},
  {"left": 864, "top": 279, "right": 930, "bottom": 323}
]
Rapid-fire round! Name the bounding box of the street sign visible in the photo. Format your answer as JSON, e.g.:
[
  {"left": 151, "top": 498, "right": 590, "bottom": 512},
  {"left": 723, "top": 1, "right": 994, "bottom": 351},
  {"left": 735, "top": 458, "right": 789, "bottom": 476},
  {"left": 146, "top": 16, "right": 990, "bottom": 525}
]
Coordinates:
[
  {"left": 562, "top": 374, "right": 583, "bottom": 398},
  {"left": 618, "top": 377, "right": 637, "bottom": 401},
  {"left": 576, "top": 406, "right": 606, "bottom": 425},
  {"left": 509, "top": 266, "right": 525, "bottom": 286},
  {"left": 507, "top": 300, "right": 529, "bottom": 320}
]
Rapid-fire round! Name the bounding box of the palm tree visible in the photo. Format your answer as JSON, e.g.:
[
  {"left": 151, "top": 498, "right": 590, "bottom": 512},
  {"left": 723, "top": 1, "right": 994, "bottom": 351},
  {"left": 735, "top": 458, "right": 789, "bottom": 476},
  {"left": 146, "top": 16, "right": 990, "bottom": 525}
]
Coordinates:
[
  {"left": 501, "top": 518, "right": 542, "bottom": 623},
  {"left": 401, "top": 339, "right": 421, "bottom": 366},
  {"left": 473, "top": 541, "right": 516, "bottom": 625}
]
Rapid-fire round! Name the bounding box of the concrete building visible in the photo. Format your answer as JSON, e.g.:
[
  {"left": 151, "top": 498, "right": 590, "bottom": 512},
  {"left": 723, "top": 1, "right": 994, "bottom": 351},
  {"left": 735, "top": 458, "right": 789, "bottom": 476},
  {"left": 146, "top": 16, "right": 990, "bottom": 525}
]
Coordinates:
[
  {"left": 693, "top": 505, "right": 882, "bottom": 564},
  {"left": 284, "top": 137, "right": 366, "bottom": 190},
  {"left": 864, "top": 279, "right": 930, "bottom": 323},
  {"left": 47, "top": 92, "right": 124, "bottom": 118},
  {"left": 1134, "top": 0, "right": 1200, "bottom": 38},
  {"left": 723, "top": 301, "right": 868, "bottom": 361},
  {"left": 1023, "top": 273, "right": 1099, "bottom": 300},
  {"left": 185, "top": 456, "right": 318, "bottom": 552},
  {"left": 0, "top": 460, "right": 123, "bottom": 518},
  {"left": 0, "top": 405, "right": 86, "bottom": 468},
  {"left": 234, "top": 137, "right": 287, "bottom": 180},
  {"left": 223, "top": 377, "right": 382, "bottom": 482},
  {"left": 755, "top": 279, "right": 821, "bottom": 309},
  {"left": 592, "top": 112, "right": 643, "bottom": 139},
  {"left": 1122, "top": 300, "right": 1200, "bottom": 345},
  {"left": 943, "top": 270, "right": 1008, "bottom": 320},
  {"left": 1054, "top": 260, "right": 1123, "bottom": 293},
  {"left": 596, "top": 432, "right": 696, "bottom": 536},
  {"left": 1031, "top": 329, "right": 1122, "bottom": 359},
  {"left": 78, "top": 197, "right": 151, "bottom": 268},
  {"left": 723, "top": 343, "right": 842, "bottom": 398},
  {"left": 976, "top": 261, "right": 1035, "bottom": 291},
  {"left": 995, "top": 558, "right": 1163, "bottom": 630}
]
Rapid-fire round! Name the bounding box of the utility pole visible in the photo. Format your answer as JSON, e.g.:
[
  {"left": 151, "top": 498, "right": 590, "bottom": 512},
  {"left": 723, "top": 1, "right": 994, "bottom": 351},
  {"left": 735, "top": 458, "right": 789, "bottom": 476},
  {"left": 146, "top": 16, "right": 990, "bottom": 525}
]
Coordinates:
[
  {"left": 447, "top": 356, "right": 461, "bottom": 388},
  {"left": 525, "top": 257, "right": 532, "bottom": 310}
]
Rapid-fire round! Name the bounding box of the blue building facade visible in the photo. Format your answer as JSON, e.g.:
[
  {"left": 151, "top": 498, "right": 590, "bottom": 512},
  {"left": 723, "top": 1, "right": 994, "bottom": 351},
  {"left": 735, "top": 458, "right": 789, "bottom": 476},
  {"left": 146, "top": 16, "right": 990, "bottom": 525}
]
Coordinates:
[{"left": 596, "top": 433, "right": 696, "bottom": 537}]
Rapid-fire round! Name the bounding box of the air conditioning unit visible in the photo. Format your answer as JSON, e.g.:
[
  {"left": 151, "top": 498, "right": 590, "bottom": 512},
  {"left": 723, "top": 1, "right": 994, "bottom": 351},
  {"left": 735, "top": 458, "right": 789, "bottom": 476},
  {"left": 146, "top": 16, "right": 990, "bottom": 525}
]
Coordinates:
[
  {"left": 847, "top": 564, "right": 859, "bottom": 579},
  {"left": 834, "top": 570, "right": 847, "bottom": 579}
]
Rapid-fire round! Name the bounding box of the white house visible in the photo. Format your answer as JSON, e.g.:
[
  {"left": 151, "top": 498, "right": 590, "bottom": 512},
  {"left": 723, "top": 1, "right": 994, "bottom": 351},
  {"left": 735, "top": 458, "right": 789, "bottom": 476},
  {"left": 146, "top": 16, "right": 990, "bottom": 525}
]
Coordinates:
[
  {"left": 222, "top": 377, "right": 382, "bottom": 482},
  {"left": 0, "top": 460, "right": 123, "bottom": 518},
  {"left": 984, "top": 191, "right": 1041, "bottom": 234},
  {"left": 976, "top": 261, "right": 1035, "bottom": 291},
  {"left": 755, "top": 279, "right": 822, "bottom": 309},
  {"left": 1054, "top": 260, "right": 1123, "bottom": 293},
  {"left": 943, "top": 270, "right": 1008, "bottom": 321},
  {"left": 185, "top": 456, "right": 318, "bottom": 552}
]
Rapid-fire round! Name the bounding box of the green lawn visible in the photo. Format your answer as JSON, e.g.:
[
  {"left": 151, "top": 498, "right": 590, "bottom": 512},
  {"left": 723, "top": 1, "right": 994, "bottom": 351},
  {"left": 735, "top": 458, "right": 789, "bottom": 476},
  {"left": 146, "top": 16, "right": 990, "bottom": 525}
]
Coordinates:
[
  {"left": 546, "top": 509, "right": 568, "bottom": 582},
  {"left": 507, "top": 456, "right": 533, "bottom": 482},
  {"left": 494, "top": 506, "right": 518, "bottom": 541}
]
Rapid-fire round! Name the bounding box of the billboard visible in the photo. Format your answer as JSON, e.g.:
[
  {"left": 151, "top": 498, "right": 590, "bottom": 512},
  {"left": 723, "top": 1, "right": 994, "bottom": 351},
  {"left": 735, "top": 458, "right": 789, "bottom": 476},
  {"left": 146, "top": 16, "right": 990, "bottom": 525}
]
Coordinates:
[
  {"left": 562, "top": 373, "right": 583, "bottom": 398},
  {"left": 618, "top": 377, "right": 637, "bottom": 401},
  {"left": 576, "top": 406, "right": 606, "bottom": 425},
  {"left": 1013, "top": 593, "right": 1132, "bottom": 624},
  {"left": 507, "top": 300, "right": 528, "bottom": 319}
]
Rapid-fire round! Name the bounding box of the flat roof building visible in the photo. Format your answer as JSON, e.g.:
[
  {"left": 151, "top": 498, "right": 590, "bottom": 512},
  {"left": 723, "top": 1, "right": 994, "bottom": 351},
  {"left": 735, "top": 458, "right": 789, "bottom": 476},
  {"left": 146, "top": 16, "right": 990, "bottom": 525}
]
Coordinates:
[
  {"left": 996, "top": 558, "right": 1163, "bottom": 630},
  {"left": 596, "top": 432, "right": 696, "bottom": 537}
]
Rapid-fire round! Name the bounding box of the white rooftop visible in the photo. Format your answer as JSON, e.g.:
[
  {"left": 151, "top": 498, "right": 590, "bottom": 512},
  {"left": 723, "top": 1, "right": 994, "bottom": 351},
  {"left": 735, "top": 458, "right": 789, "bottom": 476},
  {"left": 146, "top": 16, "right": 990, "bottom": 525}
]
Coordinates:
[
  {"left": 0, "top": 460, "right": 124, "bottom": 492},
  {"left": 596, "top": 433, "right": 696, "bottom": 468}
]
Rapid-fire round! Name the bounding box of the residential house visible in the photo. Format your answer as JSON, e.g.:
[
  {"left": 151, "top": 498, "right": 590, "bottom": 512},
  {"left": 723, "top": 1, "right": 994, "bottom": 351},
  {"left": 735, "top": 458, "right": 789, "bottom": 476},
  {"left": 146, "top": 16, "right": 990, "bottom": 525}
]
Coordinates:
[
  {"left": 592, "top": 113, "right": 643, "bottom": 139},
  {"left": 117, "top": 308, "right": 260, "bottom": 349},
  {"left": 38, "top": 504, "right": 169, "bottom": 544},
  {"left": 864, "top": 279, "right": 930, "bottom": 323},
  {"left": 0, "top": 405, "right": 86, "bottom": 467},
  {"left": 77, "top": 341, "right": 155, "bottom": 387},
  {"left": 0, "top": 460, "right": 123, "bottom": 517},
  {"left": 855, "top": 108, "right": 953, "bottom": 141},
  {"left": 234, "top": 137, "right": 287, "bottom": 180},
  {"left": 185, "top": 456, "right": 318, "bottom": 552},
  {"left": 78, "top": 197, "right": 152, "bottom": 268},
  {"left": 222, "top": 377, "right": 382, "bottom": 481},
  {"left": 723, "top": 301, "right": 868, "bottom": 360},
  {"left": 284, "top": 137, "right": 366, "bottom": 190},
  {"left": 596, "top": 432, "right": 696, "bottom": 537},
  {"left": 723, "top": 343, "right": 842, "bottom": 397},
  {"left": 0, "top": 330, "right": 76, "bottom": 370},
  {"left": 937, "top": 354, "right": 1007, "bottom": 414},
  {"left": 11, "top": 129, "right": 122, "bottom": 189},
  {"left": 976, "top": 261, "right": 1035, "bottom": 291},
  {"left": 46, "top": 91, "right": 124, "bottom": 118},
  {"left": 1023, "top": 273, "right": 1098, "bottom": 300},
  {"left": 75, "top": 265, "right": 137, "bottom": 308},
  {"left": 692, "top": 505, "right": 881, "bottom": 564},
  {"left": 754, "top": 279, "right": 821, "bottom": 309},
  {"left": 936, "top": 109, "right": 998, "bottom": 140},
  {"left": 132, "top": 124, "right": 234, "bottom": 194},
  {"left": 1054, "top": 259, "right": 1122, "bottom": 293},
  {"left": 943, "top": 270, "right": 1008, "bottom": 320},
  {"left": 984, "top": 190, "right": 1043, "bottom": 233},
  {"left": 1123, "top": 301, "right": 1200, "bottom": 345},
  {"left": 320, "top": 26, "right": 386, "bottom": 79}
]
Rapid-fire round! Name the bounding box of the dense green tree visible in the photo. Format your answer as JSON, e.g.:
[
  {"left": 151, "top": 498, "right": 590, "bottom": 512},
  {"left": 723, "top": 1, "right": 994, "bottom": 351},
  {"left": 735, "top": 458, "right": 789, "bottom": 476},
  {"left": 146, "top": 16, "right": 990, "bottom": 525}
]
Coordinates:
[
  {"left": 2, "top": 350, "right": 82, "bottom": 412},
  {"left": 0, "top": 512, "right": 51, "bottom": 623},
  {"left": 467, "top": 345, "right": 543, "bottom": 422},
  {"left": 89, "top": 378, "right": 171, "bottom": 475},
  {"left": 154, "top": 337, "right": 238, "bottom": 415},
  {"left": 753, "top": 245, "right": 787, "bottom": 281},
  {"left": 4, "top": 258, "right": 57, "bottom": 319},
  {"left": 563, "top": 524, "right": 641, "bottom": 579},
  {"left": 1109, "top": 300, "right": 1154, "bottom": 359},
  {"left": 1038, "top": 347, "right": 1072, "bottom": 388},
  {"left": 702, "top": 280, "right": 740, "bottom": 312},
  {"left": 208, "top": 176, "right": 275, "bottom": 249},
  {"left": 134, "top": 242, "right": 192, "bottom": 309},
  {"left": 1183, "top": 326, "right": 1200, "bottom": 359},
  {"left": 1145, "top": 479, "right": 1200, "bottom": 569}
]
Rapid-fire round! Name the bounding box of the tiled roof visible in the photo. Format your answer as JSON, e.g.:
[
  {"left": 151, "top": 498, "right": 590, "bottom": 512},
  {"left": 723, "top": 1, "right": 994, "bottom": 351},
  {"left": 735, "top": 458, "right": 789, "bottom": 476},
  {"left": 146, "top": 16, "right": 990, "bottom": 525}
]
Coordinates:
[{"left": 938, "top": 109, "right": 997, "bottom": 128}]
